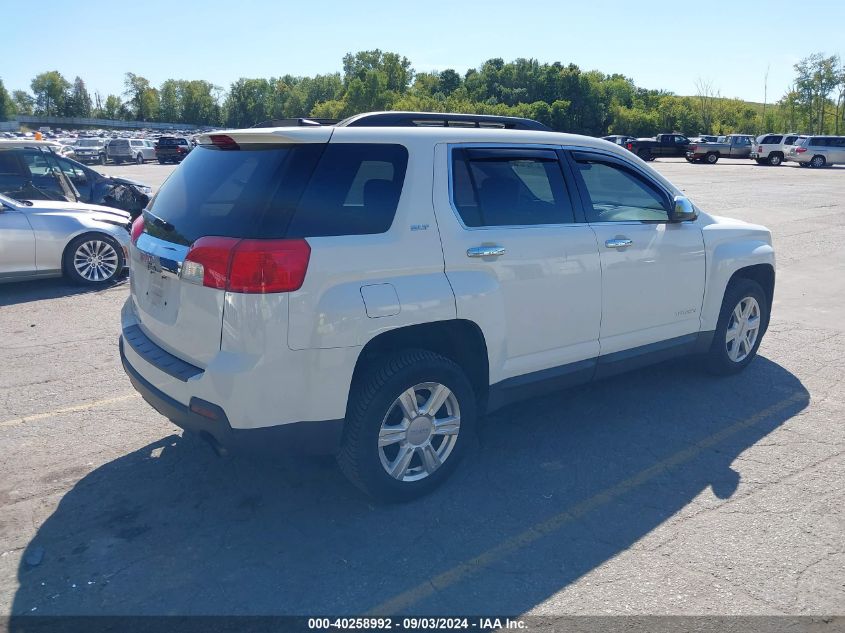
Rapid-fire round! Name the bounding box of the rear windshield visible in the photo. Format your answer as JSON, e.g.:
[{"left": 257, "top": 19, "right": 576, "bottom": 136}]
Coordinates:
[
  {"left": 144, "top": 142, "right": 408, "bottom": 246},
  {"left": 158, "top": 137, "right": 188, "bottom": 146},
  {"left": 111, "top": 140, "right": 129, "bottom": 148}
]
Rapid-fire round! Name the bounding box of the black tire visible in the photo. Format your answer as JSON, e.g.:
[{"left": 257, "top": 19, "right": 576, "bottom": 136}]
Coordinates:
[
  {"left": 705, "top": 278, "right": 768, "bottom": 376},
  {"left": 798, "top": 162, "right": 809, "bottom": 168},
  {"left": 136, "top": 153, "right": 144, "bottom": 165},
  {"left": 158, "top": 158, "right": 166, "bottom": 164},
  {"left": 337, "top": 350, "right": 476, "bottom": 502},
  {"left": 767, "top": 153, "right": 783, "bottom": 166},
  {"left": 755, "top": 158, "right": 767, "bottom": 165},
  {"left": 99, "top": 154, "right": 107, "bottom": 165},
  {"left": 685, "top": 156, "right": 695, "bottom": 163},
  {"left": 637, "top": 149, "right": 652, "bottom": 162},
  {"left": 62, "top": 233, "right": 125, "bottom": 286},
  {"left": 810, "top": 155, "right": 826, "bottom": 168},
  {"left": 706, "top": 152, "right": 719, "bottom": 164}
]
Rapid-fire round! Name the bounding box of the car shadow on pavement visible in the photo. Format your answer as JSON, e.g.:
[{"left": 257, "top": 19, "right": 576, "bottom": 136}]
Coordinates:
[
  {"left": 0, "top": 277, "right": 127, "bottom": 308},
  {"left": 10, "top": 355, "right": 808, "bottom": 617}
]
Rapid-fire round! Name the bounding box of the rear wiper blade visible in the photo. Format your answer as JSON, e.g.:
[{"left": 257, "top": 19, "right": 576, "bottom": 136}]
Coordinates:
[{"left": 145, "top": 209, "right": 174, "bottom": 231}]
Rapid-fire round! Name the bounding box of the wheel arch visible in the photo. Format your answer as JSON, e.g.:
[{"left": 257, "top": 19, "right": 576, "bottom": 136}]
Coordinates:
[{"left": 349, "top": 319, "right": 490, "bottom": 412}]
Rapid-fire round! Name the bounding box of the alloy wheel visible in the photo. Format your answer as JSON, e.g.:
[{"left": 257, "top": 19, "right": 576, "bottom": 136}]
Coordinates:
[
  {"left": 377, "top": 382, "right": 461, "bottom": 482},
  {"left": 725, "top": 296, "right": 761, "bottom": 362},
  {"left": 73, "top": 239, "right": 119, "bottom": 282}
]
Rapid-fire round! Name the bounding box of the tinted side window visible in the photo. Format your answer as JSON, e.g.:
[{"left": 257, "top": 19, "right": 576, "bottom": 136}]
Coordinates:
[
  {"left": 784, "top": 136, "right": 798, "bottom": 145},
  {"left": 285, "top": 143, "right": 408, "bottom": 238},
  {"left": 572, "top": 155, "right": 669, "bottom": 223},
  {"left": 451, "top": 148, "right": 575, "bottom": 227}
]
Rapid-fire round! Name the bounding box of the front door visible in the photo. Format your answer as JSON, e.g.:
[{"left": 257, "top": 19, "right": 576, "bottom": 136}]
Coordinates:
[
  {"left": 566, "top": 150, "right": 706, "bottom": 356},
  {"left": 0, "top": 205, "right": 35, "bottom": 276}
]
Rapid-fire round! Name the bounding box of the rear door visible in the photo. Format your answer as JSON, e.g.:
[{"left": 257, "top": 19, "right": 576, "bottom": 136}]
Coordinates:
[
  {"left": 433, "top": 144, "right": 601, "bottom": 383},
  {"left": 130, "top": 133, "right": 329, "bottom": 366},
  {"left": 566, "top": 150, "right": 705, "bottom": 355}
]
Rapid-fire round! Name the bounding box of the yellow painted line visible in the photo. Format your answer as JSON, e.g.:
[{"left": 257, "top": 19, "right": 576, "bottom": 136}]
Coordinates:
[
  {"left": 368, "top": 391, "right": 807, "bottom": 615},
  {"left": 0, "top": 394, "right": 140, "bottom": 428}
]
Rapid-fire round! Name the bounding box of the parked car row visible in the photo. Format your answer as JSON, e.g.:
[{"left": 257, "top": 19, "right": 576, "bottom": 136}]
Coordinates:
[
  {"left": 0, "top": 140, "right": 152, "bottom": 219},
  {"left": 616, "top": 132, "right": 844, "bottom": 167}
]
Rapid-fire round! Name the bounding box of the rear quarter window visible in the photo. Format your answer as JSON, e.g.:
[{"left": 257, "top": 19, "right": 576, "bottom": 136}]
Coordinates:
[{"left": 284, "top": 143, "right": 408, "bottom": 238}]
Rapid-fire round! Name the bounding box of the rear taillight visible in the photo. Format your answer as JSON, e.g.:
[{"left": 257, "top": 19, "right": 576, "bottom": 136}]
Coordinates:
[
  {"left": 796, "top": 147, "right": 807, "bottom": 153},
  {"left": 626, "top": 142, "right": 633, "bottom": 150},
  {"left": 130, "top": 216, "right": 145, "bottom": 244},
  {"left": 182, "top": 237, "right": 310, "bottom": 294},
  {"left": 689, "top": 145, "right": 697, "bottom": 152},
  {"left": 757, "top": 146, "right": 763, "bottom": 152}
]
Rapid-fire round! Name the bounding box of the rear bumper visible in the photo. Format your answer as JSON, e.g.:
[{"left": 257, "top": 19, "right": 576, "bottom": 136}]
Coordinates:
[{"left": 120, "top": 337, "right": 344, "bottom": 455}]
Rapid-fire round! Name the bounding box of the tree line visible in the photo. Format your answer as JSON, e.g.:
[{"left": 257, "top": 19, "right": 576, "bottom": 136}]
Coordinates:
[{"left": 2, "top": 51, "right": 843, "bottom": 136}]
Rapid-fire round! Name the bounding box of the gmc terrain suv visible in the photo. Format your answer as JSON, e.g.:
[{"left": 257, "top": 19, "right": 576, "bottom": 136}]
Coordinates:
[{"left": 121, "top": 111, "right": 775, "bottom": 501}]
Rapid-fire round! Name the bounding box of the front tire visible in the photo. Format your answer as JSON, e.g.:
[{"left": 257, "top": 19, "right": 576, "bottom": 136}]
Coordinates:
[
  {"left": 63, "top": 234, "right": 125, "bottom": 286},
  {"left": 705, "top": 279, "right": 768, "bottom": 375},
  {"left": 337, "top": 350, "right": 476, "bottom": 502},
  {"left": 99, "top": 154, "right": 107, "bottom": 165},
  {"left": 136, "top": 153, "right": 144, "bottom": 165}
]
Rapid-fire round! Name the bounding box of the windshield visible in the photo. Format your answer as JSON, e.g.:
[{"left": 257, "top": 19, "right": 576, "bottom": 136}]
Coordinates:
[{"left": 0, "top": 147, "right": 80, "bottom": 203}]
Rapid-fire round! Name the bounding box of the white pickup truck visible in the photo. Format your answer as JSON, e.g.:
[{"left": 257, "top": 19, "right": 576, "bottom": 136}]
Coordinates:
[{"left": 120, "top": 112, "right": 775, "bottom": 501}]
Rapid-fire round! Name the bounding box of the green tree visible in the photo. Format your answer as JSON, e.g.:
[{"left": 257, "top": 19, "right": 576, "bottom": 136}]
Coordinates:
[
  {"left": 31, "top": 71, "right": 70, "bottom": 116},
  {"left": 0, "top": 79, "right": 13, "bottom": 121},
  {"left": 66, "top": 76, "right": 93, "bottom": 117},
  {"left": 158, "top": 80, "right": 181, "bottom": 123},
  {"left": 12, "top": 90, "right": 34, "bottom": 116},
  {"left": 123, "top": 72, "right": 155, "bottom": 120},
  {"left": 103, "top": 94, "right": 123, "bottom": 120}
]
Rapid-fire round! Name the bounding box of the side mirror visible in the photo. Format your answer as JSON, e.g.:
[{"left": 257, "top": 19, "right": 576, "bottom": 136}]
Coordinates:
[{"left": 672, "top": 195, "right": 698, "bottom": 222}]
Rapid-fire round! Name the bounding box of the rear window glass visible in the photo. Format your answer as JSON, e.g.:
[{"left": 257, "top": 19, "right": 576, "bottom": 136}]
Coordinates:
[
  {"left": 159, "top": 138, "right": 188, "bottom": 146},
  {"left": 145, "top": 142, "right": 408, "bottom": 245},
  {"left": 451, "top": 148, "right": 575, "bottom": 227},
  {"left": 111, "top": 140, "right": 129, "bottom": 148},
  {"left": 283, "top": 144, "right": 408, "bottom": 238}
]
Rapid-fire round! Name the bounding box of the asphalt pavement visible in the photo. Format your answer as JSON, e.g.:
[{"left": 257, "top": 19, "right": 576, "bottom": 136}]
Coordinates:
[{"left": 0, "top": 158, "right": 842, "bottom": 618}]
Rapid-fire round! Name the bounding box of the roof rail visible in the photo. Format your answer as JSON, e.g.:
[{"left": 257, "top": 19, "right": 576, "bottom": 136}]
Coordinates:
[
  {"left": 336, "top": 111, "right": 551, "bottom": 131},
  {"left": 251, "top": 118, "right": 339, "bottom": 128}
]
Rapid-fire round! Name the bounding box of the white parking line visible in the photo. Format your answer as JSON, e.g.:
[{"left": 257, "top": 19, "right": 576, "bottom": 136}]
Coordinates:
[{"left": 0, "top": 394, "right": 140, "bottom": 429}]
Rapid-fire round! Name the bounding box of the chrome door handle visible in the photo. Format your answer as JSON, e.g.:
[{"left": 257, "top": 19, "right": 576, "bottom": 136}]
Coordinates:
[
  {"left": 605, "top": 238, "right": 633, "bottom": 249},
  {"left": 467, "top": 245, "right": 506, "bottom": 258}
]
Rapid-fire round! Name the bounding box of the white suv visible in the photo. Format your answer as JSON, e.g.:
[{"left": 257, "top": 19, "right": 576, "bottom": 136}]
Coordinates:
[
  {"left": 751, "top": 133, "right": 804, "bottom": 166},
  {"left": 120, "top": 112, "right": 776, "bottom": 501}
]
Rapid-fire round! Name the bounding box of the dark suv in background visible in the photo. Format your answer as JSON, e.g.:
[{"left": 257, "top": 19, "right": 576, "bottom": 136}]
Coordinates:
[{"left": 154, "top": 136, "right": 193, "bottom": 164}]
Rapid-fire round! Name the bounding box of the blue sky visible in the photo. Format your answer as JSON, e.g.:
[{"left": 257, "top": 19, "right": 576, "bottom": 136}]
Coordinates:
[{"left": 3, "top": 0, "right": 843, "bottom": 103}]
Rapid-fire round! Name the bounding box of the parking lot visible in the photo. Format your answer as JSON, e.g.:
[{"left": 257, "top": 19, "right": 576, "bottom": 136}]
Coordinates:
[{"left": 0, "top": 159, "right": 843, "bottom": 617}]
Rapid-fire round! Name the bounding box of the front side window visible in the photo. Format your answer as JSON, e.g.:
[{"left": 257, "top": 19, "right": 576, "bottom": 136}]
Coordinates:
[
  {"left": 572, "top": 155, "right": 669, "bottom": 223},
  {"left": 451, "top": 148, "right": 575, "bottom": 227}
]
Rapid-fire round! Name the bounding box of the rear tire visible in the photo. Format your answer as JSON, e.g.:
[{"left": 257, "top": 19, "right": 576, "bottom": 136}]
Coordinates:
[
  {"left": 810, "top": 155, "right": 826, "bottom": 168},
  {"left": 706, "top": 152, "right": 719, "bottom": 164},
  {"left": 136, "top": 153, "right": 144, "bottom": 165},
  {"left": 637, "top": 149, "right": 652, "bottom": 162},
  {"left": 768, "top": 153, "right": 783, "bottom": 166},
  {"left": 337, "top": 350, "right": 476, "bottom": 502},
  {"left": 63, "top": 233, "right": 125, "bottom": 286},
  {"left": 99, "top": 154, "right": 107, "bottom": 165},
  {"left": 158, "top": 159, "right": 166, "bottom": 164},
  {"left": 705, "top": 279, "right": 768, "bottom": 376}
]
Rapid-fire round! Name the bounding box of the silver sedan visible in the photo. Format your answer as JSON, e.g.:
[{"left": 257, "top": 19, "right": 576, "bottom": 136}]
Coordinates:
[{"left": 0, "top": 192, "right": 131, "bottom": 286}]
